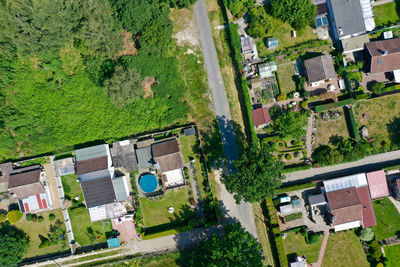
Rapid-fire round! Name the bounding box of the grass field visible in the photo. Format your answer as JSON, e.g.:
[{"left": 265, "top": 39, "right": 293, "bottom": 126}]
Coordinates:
[
  {"left": 322, "top": 231, "right": 369, "bottom": 267},
  {"left": 354, "top": 94, "right": 400, "bottom": 148},
  {"left": 277, "top": 62, "right": 297, "bottom": 95},
  {"left": 385, "top": 243, "right": 400, "bottom": 267},
  {"left": 16, "top": 209, "right": 68, "bottom": 258},
  {"left": 253, "top": 202, "right": 274, "bottom": 266},
  {"left": 373, "top": 1, "right": 400, "bottom": 27},
  {"left": 140, "top": 187, "right": 194, "bottom": 228},
  {"left": 373, "top": 197, "right": 400, "bottom": 240},
  {"left": 283, "top": 232, "right": 323, "bottom": 263},
  {"left": 69, "top": 207, "right": 112, "bottom": 246},
  {"left": 316, "top": 108, "right": 349, "bottom": 146},
  {"left": 61, "top": 174, "right": 84, "bottom": 208}
]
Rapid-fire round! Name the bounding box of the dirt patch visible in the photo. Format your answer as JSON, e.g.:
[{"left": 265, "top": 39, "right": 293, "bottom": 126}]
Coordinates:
[
  {"left": 118, "top": 30, "right": 137, "bottom": 57},
  {"left": 171, "top": 7, "right": 199, "bottom": 47},
  {"left": 143, "top": 76, "right": 157, "bottom": 98}
]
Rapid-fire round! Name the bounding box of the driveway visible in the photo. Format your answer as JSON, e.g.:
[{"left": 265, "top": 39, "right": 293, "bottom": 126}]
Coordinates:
[
  {"left": 193, "top": 0, "right": 257, "bottom": 238},
  {"left": 284, "top": 149, "right": 400, "bottom": 184}
]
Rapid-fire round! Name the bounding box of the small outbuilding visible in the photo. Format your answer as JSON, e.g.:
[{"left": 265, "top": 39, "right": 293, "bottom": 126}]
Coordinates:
[
  {"left": 366, "top": 170, "right": 389, "bottom": 199},
  {"left": 304, "top": 54, "right": 336, "bottom": 87},
  {"left": 280, "top": 204, "right": 294, "bottom": 215},
  {"left": 258, "top": 61, "right": 277, "bottom": 78},
  {"left": 266, "top": 37, "right": 278, "bottom": 49}
]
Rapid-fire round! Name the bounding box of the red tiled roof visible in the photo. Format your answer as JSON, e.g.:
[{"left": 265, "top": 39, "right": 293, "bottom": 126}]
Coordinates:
[
  {"left": 251, "top": 107, "right": 271, "bottom": 127},
  {"left": 366, "top": 38, "right": 400, "bottom": 73},
  {"left": 331, "top": 205, "right": 363, "bottom": 225},
  {"left": 357, "top": 186, "right": 377, "bottom": 228},
  {"left": 327, "top": 187, "right": 363, "bottom": 225},
  {"left": 366, "top": 170, "right": 389, "bottom": 199}
]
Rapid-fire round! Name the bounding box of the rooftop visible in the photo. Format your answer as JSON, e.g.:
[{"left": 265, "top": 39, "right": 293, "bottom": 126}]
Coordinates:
[
  {"left": 8, "top": 166, "right": 41, "bottom": 188},
  {"left": 357, "top": 186, "right": 377, "bottom": 228},
  {"left": 323, "top": 173, "right": 367, "bottom": 193},
  {"left": 136, "top": 146, "right": 153, "bottom": 169},
  {"left": 110, "top": 140, "right": 138, "bottom": 172},
  {"left": 366, "top": 170, "right": 389, "bottom": 199},
  {"left": 154, "top": 152, "right": 184, "bottom": 173},
  {"left": 309, "top": 193, "right": 327, "bottom": 206},
  {"left": 326, "top": 187, "right": 361, "bottom": 210},
  {"left": 152, "top": 139, "right": 180, "bottom": 158},
  {"left": 366, "top": 38, "right": 400, "bottom": 73},
  {"left": 341, "top": 34, "right": 370, "bottom": 53},
  {"left": 75, "top": 144, "right": 109, "bottom": 162},
  {"left": 81, "top": 176, "right": 116, "bottom": 208},
  {"left": 304, "top": 55, "right": 336, "bottom": 83},
  {"left": 328, "top": 0, "right": 366, "bottom": 38},
  {"left": 251, "top": 107, "right": 271, "bottom": 127},
  {"left": 76, "top": 156, "right": 109, "bottom": 175}
]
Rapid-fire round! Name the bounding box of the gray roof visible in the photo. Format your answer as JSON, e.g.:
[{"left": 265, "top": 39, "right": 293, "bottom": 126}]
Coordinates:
[
  {"left": 341, "top": 34, "right": 370, "bottom": 53},
  {"left": 75, "top": 144, "right": 109, "bottom": 162},
  {"left": 304, "top": 55, "right": 336, "bottom": 83},
  {"left": 280, "top": 204, "right": 293, "bottom": 215},
  {"left": 136, "top": 146, "right": 153, "bottom": 169},
  {"left": 110, "top": 140, "right": 138, "bottom": 172},
  {"left": 112, "top": 176, "right": 129, "bottom": 202},
  {"left": 81, "top": 176, "right": 116, "bottom": 208},
  {"left": 309, "top": 193, "right": 327, "bottom": 206},
  {"left": 328, "top": 0, "right": 366, "bottom": 38},
  {"left": 184, "top": 128, "right": 196, "bottom": 136}
]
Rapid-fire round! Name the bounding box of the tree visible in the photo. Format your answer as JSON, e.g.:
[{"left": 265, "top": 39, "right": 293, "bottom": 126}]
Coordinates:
[
  {"left": 371, "top": 81, "right": 386, "bottom": 94},
  {"left": 359, "top": 228, "right": 374, "bottom": 242},
  {"left": 273, "top": 110, "right": 309, "bottom": 140},
  {"left": 228, "top": 0, "right": 255, "bottom": 18},
  {"left": 195, "top": 223, "right": 263, "bottom": 266},
  {"left": 312, "top": 145, "right": 343, "bottom": 166},
  {"left": 271, "top": 0, "right": 316, "bottom": 30},
  {"left": 104, "top": 66, "right": 143, "bottom": 107},
  {"left": 48, "top": 220, "right": 66, "bottom": 246},
  {"left": 247, "top": 6, "right": 273, "bottom": 38},
  {"left": 7, "top": 210, "right": 23, "bottom": 224},
  {"left": 222, "top": 143, "right": 285, "bottom": 203},
  {"left": 0, "top": 225, "right": 29, "bottom": 266}
]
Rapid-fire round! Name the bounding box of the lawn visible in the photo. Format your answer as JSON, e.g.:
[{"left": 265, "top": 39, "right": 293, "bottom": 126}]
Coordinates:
[
  {"left": 61, "top": 174, "right": 84, "bottom": 208},
  {"left": 372, "top": 197, "right": 400, "bottom": 240},
  {"left": 373, "top": 1, "right": 400, "bottom": 27},
  {"left": 140, "top": 187, "right": 194, "bottom": 228},
  {"left": 283, "top": 232, "right": 323, "bottom": 263},
  {"left": 16, "top": 209, "right": 68, "bottom": 258},
  {"left": 354, "top": 94, "right": 400, "bottom": 149},
  {"left": 277, "top": 61, "right": 297, "bottom": 95},
  {"left": 316, "top": 108, "right": 349, "bottom": 146},
  {"left": 322, "top": 231, "right": 369, "bottom": 267},
  {"left": 69, "top": 207, "right": 112, "bottom": 246},
  {"left": 180, "top": 135, "right": 197, "bottom": 163},
  {"left": 385, "top": 243, "right": 400, "bottom": 267}
]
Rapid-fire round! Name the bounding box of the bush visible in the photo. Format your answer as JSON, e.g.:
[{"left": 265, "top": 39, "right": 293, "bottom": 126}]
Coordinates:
[
  {"left": 32, "top": 214, "right": 38, "bottom": 222},
  {"left": 344, "top": 106, "right": 360, "bottom": 140},
  {"left": 38, "top": 216, "right": 44, "bottom": 223},
  {"left": 301, "top": 101, "right": 309, "bottom": 109},
  {"left": 285, "top": 212, "right": 302, "bottom": 221},
  {"left": 370, "top": 81, "right": 386, "bottom": 94},
  {"left": 277, "top": 93, "right": 287, "bottom": 101},
  {"left": 282, "top": 164, "right": 311, "bottom": 173},
  {"left": 285, "top": 154, "right": 292, "bottom": 160},
  {"left": 355, "top": 93, "right": 371, "bottom": 100},
  {"left": 306, "top": 232, "right": 319, "bottom": 244},
  {"left": 26, "top": 214, "right": 33, "bottom": 221},
  {"left": 278, "top": 142, "right": 285, "bottom": 147},
  {"left": 49, "top": 214, "right": 56, "bottom": 221},
  {"left": 314, "top": 98, "right": 354, "bottom": 112},
  {"left": 346, "top": 71, "right": 362, "bottom": 82},
  {"left": 7, "top": 210, "right": 23, "bottom": 224},
  {"left": 359, "top": 228, "right": 374, "bottom": 242},
  {"left": 0, "top": 213, "right": 6, "bottom": 223}
]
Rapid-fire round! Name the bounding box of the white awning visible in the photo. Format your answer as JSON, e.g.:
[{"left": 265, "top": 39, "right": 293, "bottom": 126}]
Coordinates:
[
  {"left": 163, "top": 169, "right": 185, "bottom": 187},
  {"left": 394, "top": 69, "right": 400, "bottom": 83}
]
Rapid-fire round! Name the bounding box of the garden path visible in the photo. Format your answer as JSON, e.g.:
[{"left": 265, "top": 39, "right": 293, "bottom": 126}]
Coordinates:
[
  {"left": 185, "top": 162, "right": 204, "bottom": 219},
  {"left": 310, "top": 230, "right": 330, "bottom": 267},
  {"left": 306, "top": 111, "right": 315, "bottom": 160}
]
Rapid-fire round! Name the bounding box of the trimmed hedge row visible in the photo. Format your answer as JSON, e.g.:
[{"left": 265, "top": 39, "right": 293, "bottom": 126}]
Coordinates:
[
  {"left": 315, "top": 98, "right": 354, "bottom": 112},
  {"left": 283, "top": 163, "right": 311, "bottom": 173},
  {"left": 285, "top": 212, "right": 302, "bottom": 222},
  {"left": 275, "top": 181, "right": 315, "bottom": 194},
  {"left": 344, "top": 106, "right": 360, "bottom": 140}
]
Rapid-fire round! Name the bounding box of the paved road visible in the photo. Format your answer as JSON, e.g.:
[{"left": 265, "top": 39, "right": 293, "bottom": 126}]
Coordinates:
[
  {"left": 284, "top": 149, "right": 400, "bottom": 184},
  {"left": 193, "top": 0, "right": 257, "bottom": 237}
]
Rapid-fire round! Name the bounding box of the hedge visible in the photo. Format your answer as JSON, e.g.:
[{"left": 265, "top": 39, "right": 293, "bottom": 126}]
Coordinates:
[
  {"left": 315, "top": 98, "right": 354, "bottom": 112},
  {"left": 274, "top": 233, "right": 289, "bottom": 267},
  {"left": 344, "top": 106, "right": 360, "bottom": 140},
  {"left": 283, "top": 163, "right": 311, "bottom": 173},
  {"left": 275, "top": 181, "right": 315, "bottom": 194},
  {"left": 20, "top": 157, "right": 47, "bottom": 167},
  {"left": 355, "top": 93, "right": 371, "bottom": 100},
  {"left": 285, "top": 212, "right": 302, "bottom": 222}
]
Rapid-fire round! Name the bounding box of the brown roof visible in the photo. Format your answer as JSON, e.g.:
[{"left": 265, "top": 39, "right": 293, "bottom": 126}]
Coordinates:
[
  {"left": 9, "top": 183, "right": 45, "bottom": 199},
  {"left": 8, "top": 168, "right": 41, "bottom": 188},
  {"left": 251, "top": 107, "right": 271, "bottom": 127},
  {"left": 327, "top": 187, "right": 363, "bottom": 225},
  {"left": 366, "top": 38, "right": 400, "bottom": 73},
  {"left": 331, "top": 204, "right": 363, "bottom": 225},
  {"left": 0, "top": 162, "right": 13, "bottom": 184},
  {"left": 357, "top": 186, "right": 377, "bottom": 228},
  {"left": 152, "top": 140, "right": 180, "bottom": 158},
  {"left": 154, "top": 152, "right": 184, "bottom": 173},
  {"left": 304, "top": 55, "right": 336, "bottom": 83},
  {"left": 76, "top": 156, "right": 108, "bottom": 175}
]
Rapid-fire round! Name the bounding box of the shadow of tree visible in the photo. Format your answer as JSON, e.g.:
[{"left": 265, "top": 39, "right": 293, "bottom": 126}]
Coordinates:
[{"left": 387, "top": 117, "right": 400, "bottom": 147}]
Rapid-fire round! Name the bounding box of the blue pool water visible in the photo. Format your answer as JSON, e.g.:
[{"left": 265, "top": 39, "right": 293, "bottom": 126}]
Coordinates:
[{"left": 139, "top": 174, "right": 158, "bottom": 193}]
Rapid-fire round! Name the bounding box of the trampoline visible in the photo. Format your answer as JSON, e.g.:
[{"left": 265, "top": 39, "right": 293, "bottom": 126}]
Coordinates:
[{"left": 139, "top": 174, "right": 158, "bottom": 193}]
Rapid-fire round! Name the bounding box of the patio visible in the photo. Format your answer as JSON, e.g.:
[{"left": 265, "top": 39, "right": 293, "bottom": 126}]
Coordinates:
[
  {"left": 112, "top": 216, "right": 138, "bottom": 242},
  {"left": 304, "top": 77, "right": 341, "bottom": 96}
]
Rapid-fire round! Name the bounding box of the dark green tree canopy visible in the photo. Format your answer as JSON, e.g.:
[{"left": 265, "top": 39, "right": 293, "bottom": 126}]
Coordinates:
[
  {"left": 228, "top": 0, "right": 255, "bottom": 18},
  {"left": 312, "top": 145, "right": 343, "bottom": 166},
  {"left": 271, "top": 0, "right": 316, "bottom": 30},
  {"left": 247, "top": 6, "right": 273, "bottom": 38},
  {"left": 0, "top": 225, "right": 29, "bottom": 266},
  {"left": 196, "top": 223, "right": 263, "bottom": 267},
  {"left": 222, "top": 143, "right": 285, "bottom": 203},
  {"left": 272, "top": 110, "right": 309, "bottom": 141}
]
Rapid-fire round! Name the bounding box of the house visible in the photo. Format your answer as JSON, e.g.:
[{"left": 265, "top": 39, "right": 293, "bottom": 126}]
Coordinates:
[
  {"left": 251, "top": 107, "right": 271, "bottom": 129},
  {"left": 110, "top": 139, "right": 138, "bottom": 172},
  {"left": 341, "top": 34, "right": 370, "bottom": 54},
  {"left": 136, "top": 146, "right": 154, "bottom": 169},
  {"left": 327, "top": 0, "right": 374, "bottom": 41},
  {"left": 304, "top": 55, "right": 336, "bottom": 87},
  {"left": 152, "top": 139, "right": 185, "bottom": 188},
  {"left": 266, "top": 37, "right": 278, "bottom": 49},
  {"left": 323, "top": 173, "right": 377, "bottom": 231},
  {"left": 258, "top": 61, "right": 277, "bottom": 78},
  {"left": 366, "top": 170, "right": 389, "bottom": 199},
  {"left": 365, "top": 38, "right": 400, "bottom": 82},
  {"left": 8, "top": 165, "right": 52, "bottom": 213},
  {"left": 75, "top": 144, "right": 129, "bottom": 222}
]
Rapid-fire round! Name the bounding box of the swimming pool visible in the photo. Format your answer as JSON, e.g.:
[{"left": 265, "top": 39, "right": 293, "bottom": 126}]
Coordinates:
[{"left": 139, "top": 173, "right": 158, "bottom": 193}]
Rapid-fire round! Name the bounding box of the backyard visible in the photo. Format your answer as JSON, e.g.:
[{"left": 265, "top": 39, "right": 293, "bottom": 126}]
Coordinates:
[
  {"left": 277, "top": 61, "right": 297, "bottom": 95},
  {"left": 322, "top": 231, "right": 369, "bottom": 267},
  {"left": 61, "top": 174, "right": 84, "bottom": 208},
  {"left": 384, "top": 243, "right": 400, "bottom": 267},
  {"left": 139, "top": 187, "right": 195, "bottom": 228},
  {"left": 372, "top": 197, "right": 400, "bottom": 240},
  {"left": 316, "top": 108, "right": 349, "bottom": 146},
  {"left": 373, "top": 1, "right": 400, "bottom": 27},
  {"left": 354, "top": 94, "right": 400, "bottom": 148},
  {"left": 16, "top": 209, "right": 68, "bottom": 258},
  {"left": 283, "top": 231, "right": 324, "bottom": 263}
]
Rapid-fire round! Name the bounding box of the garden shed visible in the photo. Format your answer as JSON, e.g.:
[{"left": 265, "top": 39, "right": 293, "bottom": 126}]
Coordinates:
[
  {"left": 266, "top": 37, "right": 278, "bottom": 49},
  {"left": 280, "top": 204, "right": 293, "bottom": 215}
]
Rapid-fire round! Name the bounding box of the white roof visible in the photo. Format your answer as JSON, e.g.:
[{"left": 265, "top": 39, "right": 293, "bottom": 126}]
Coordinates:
[
  {"left": 384, "top": 31, "right": 393, "bottom": 39},
  {"left": 89, "top": 205, "right": 108, "bottom": 222},
  {"left": 75, "top": 144, "right": 109, "bottom": 162},
  {"left": 280, "top": 204, "right": 293, "bottom": 215},
  {"left": 323, "top": 173, "right": 368, "bottom": 192},
  {"left": 394, "top": 69, "right": 400, "bottom": 83},
  {"left": 163, "top": 169, "right": 185, "bottom": 187}
]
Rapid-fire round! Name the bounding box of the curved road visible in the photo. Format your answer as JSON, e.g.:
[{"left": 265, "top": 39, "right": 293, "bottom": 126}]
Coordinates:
[{"left": 193, "top": 0, "right": 257, "bottom": 238}]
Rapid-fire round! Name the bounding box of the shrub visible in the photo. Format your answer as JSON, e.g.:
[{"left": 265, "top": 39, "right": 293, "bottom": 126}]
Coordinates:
[
  {"left": 277, "top": 93, "right": 287, "bottom": 101},
  {"left": 347, "top": 71, "right": 362, "bottom": 82},
  {"left": 7, "top": 210, "right": 23, "bottom": 224},
  {"left": 306, "top": 232, "right": 319, "bottom": 244},
  {"left": 38, "top": 216, "right": 44, "bottom": 223},
  {"left": 344, "top": 106, "right": 360, "bottom": 140},
  {"left": 0, "top": 213, "right": 6, "bottom": 223},
  {"left": 278, "top": 142, "right": 285, "bottom": 147},
  {"left": 301, "top": 101, "right": 309, "bottom": 109},
  {"left": 291, "top": 140, "right": 297, "bottom": 146},
  {"left": 359, "top": 228, "right": 374, "bottom": 242},
  {"left": 285, "top": 154, "right": 292, "bottom": 160},
  {"left": 314, "top": 98, "right": 354, "bottom": 112},
  {"left": 370, "top": 81, "right": 386, "bottom": 94},
  {"left": 26, "top": 214, "right": 33, "bottom": 221},
  {"left": 49, "top": 214, "right": 56, "bottom": 221},
  {"left": 285, "top": 212, "right": 302, "bottom": 221},
  {"left": 32, "top": 214, "right": 38, "bottom": 222}
]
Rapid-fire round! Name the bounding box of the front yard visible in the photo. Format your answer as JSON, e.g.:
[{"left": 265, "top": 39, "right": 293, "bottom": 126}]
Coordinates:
[
  {"left": 373, "top": 1, "right": 400, "bottom": 27},
  {"left": 384, "top": 243, "right": 400, "bottom": 267},
  {"left": 322, "top": 231, "right": 369, "bottom": 267},
  {"left": 372, "top": 197, "right": 400, "bottom": 240},
  {"left": 283, "top": 231, "right": 323, "bottom": 263},
  {"left": 140, "top": 187, "right": 195, "bottom": 228},
  {"left": 316, "top": 108, "right": 349, "bottom": 146},
  {"left": 16, "top": 209, "right": 68, "bottom": 258}
]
